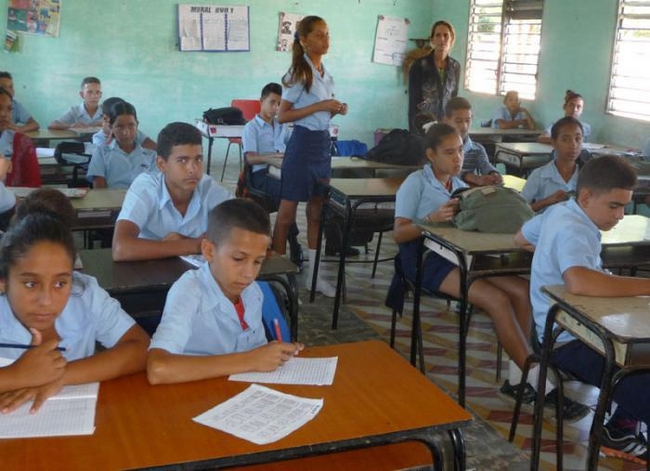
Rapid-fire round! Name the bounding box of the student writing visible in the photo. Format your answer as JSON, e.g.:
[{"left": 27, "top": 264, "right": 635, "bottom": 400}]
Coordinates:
[{"left": 147, "top": 199, "right": 303, "bottom": 384}]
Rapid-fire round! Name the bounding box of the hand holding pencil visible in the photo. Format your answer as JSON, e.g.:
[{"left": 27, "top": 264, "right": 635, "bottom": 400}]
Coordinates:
[{"left": 3, "top": 328, "right": 67, "bottom": 387}]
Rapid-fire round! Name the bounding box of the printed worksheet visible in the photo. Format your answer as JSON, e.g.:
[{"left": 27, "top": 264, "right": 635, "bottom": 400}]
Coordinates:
[
  {"left": 229, "top": 356, "right": 338, "bottom": 386},
  {"left": 194, "top": 384, "right": 323, "bottom": 444}
]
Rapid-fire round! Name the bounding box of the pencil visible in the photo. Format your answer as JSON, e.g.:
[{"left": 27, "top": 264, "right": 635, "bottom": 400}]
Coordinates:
[
  {"left": 273, "top": 318, "right": 283, "bottom": 343},
  {"left": 0, "top": 343, "right": 66, "bottom": 352}
]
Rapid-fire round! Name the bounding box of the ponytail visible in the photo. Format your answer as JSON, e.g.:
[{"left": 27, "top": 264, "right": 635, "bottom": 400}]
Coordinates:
[{"left": 282, "top": 16, "right": 324, "bottom": 93}]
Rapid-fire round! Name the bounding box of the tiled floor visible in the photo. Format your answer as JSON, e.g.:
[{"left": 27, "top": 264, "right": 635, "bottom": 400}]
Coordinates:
[{"left": 215, "top": 157, "right": 647, "bottom": 471}]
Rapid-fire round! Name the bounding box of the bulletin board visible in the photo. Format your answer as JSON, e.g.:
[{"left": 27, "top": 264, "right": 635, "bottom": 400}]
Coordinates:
[{"left": 177, "top": 4, "right": 250, "bottom": 52}]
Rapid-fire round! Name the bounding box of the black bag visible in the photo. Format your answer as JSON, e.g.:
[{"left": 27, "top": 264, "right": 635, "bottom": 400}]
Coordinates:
[
  {"left": 202, "top": 106, "right": 247, "bottom": 125},
  {"left": 364, "top": 129, "right": 425, "bottom": 166}
]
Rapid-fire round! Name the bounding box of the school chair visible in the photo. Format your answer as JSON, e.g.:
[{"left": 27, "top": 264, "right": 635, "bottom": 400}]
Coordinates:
[
  {"left": 54, "top": 141, "right": 91, "bottom": 188},
  {"left": 259, "top": 281, "right": 292, "bottom": 342},
  {"left": 221, "top": 99, "right": 260, "bottom": 182},
  {"left": 385, "top": 253, "right": 503, "bottom": 380}
]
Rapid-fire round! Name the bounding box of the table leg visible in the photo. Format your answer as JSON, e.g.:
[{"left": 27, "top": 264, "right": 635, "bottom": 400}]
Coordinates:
[
  {"left": 448, "top": 428, "right": 466, "bottom": 471},
  {"left": 411, "top": 236, "right": 425, "bottom": 372},
  {"left": 206, "top": 136, "right": 214, "bottom": 175},
  {"left": 331, "top": 199, "right": 351, "bottom": 330}
]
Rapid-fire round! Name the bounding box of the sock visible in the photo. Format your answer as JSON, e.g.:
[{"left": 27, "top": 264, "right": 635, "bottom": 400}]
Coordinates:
[
  {"left": 306, "top": 249, "right": 316, "bottom": 289},
  {"left": 306, "top": 249, "right": 336, "bottom": 297},
  {"left": 508, "top": 361, "right": 554, "bottom": 393}
]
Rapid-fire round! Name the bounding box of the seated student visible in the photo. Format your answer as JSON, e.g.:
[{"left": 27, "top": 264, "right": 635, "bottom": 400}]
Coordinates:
[
  {"left": 0, "top": 158, "right": 17, "bottom": 231},
  {"left": 538, "top": 90, "right": 591, "bottom": 144},
  {"left": 147, "top": 199, "right": 303, "bottom": 384},
  {"left": 0, "top": 87, "right": 41, "bottom": 187},
  {"left": 92, "top": 97, "right": 156, "bottom": 151},
  {"left": 0, "top": 72, "right": 40, "bottom": 133},
  {"left": 112, "top": 121, "right": 231, "bottom": 261},
  {"left": 394, "top": 123, "right": 587, "bottom": 420},
  {"left": 0, "top": 212, "right": 149, "bottom": 413},
  {"left": 492, "top": 90, "right": 535, "bottom": 130},
  {"left": 522, "top": 117, "right": 583, "bottom": 213},
  {"left": 515, "top": 155, "right": 650, "bottom": 460},
  {"left": 48, "top": 77, "right": 103, "bottom": 130},
  {"left": 86, "top": 101, "right": 156, "bottom": 189},
  {"left": 242, "top": 82, "right": 302, "bottom": 266},
  {"left": 443, "top": 97, "right": 503, "bottom": 187}
]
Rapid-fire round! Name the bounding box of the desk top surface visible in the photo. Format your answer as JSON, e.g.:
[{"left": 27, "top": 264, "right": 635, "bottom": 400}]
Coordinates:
[
  {"left": 0, "top": 340, "right": 471, "bottom": 470},
  {"left": 24, "top": 129, "right": 81, "bottom": 140},
  {"left": 543, "top": 285, "right": 650, "bottom": 342},
  {"left": 70, "top": 188, "right": 126, "bottom": 210},
  {"left": 331, "top": 157, "right": 420, "bottom": 171},
  {"left": 496, "top": 142, "right": 553, "bottom": 154},
  {"left": 328, "top": 177, "right": 405, "bottom": 197}
]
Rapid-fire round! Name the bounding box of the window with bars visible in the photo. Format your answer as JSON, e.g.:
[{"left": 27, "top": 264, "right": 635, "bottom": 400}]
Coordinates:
[
  {"left": 465, "top": 0, "right": 544, "bottom": 100},
  {"left": 608, "top": 1, "right": 650, "bottom": 121}
]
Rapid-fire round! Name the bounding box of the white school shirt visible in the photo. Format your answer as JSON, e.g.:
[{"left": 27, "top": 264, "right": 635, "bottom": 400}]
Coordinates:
[
  {"left": 492, "top": 105, "right": 527, "bottom": 128},
  {"left": 11, "top": 98, "right": 32, "bottom": 124},
  {"left": 87, "top": 140, "right": 156, "bottom": 189},
  {"left": 55, "top": 102, "right": 103, "bottom": 126},
  {"left": 242, "top": 115, "right": 290, "bottom": 173}
]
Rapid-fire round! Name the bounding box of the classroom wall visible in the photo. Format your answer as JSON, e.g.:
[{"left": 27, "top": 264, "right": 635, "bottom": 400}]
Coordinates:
[
  {"left": 0, "top": 0, "right": 435, "bottom": 151},
  {"left": 431, "top": 0, "right": 650, "bottom": 149}
]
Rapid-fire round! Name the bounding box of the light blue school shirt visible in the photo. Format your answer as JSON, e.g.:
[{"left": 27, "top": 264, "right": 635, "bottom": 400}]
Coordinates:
[
  {"left": 0, "top": 129, "right": 14, "bottom": 158},
  {"left": 521, "top": 159, "right": 578, "bottom": 210},
  {"left": 395, "top": 164, "right": 468, "bottom": 220},
  {"left": 87, "top": 141, "right": 156, "bottom": 189},
  {"left": 0, "top": 182, "right": 16, "bottom": 212},
  {"left": 117, "top": 172, "right": 232, "bottom": 240},
  {"left": 149, "top": 262, "right": 267, "bottom": 355},
  {"left": 92, "top": 128, "right": 148, "bottom": 148},
  {"left": 55, "top": 102, "right": 103, "bottom": 126},
  {"left": 11, "top": 98, "right": 31, "bottom": 124},
  {"left": 545, "top": 119, "right": 592, "bottom": 141},
  {"left": 0, "top": 272, "right": 135, "bottom": 361},
  {"left": 492, "top": 105, "right": 526, "bottom": 128},
  {"left": 242, "top": 115, "right": 290, "bottom": 173},
  {"left": 282, "top": 54, "right": 335, "bottom": 131},
  {"left": 521, "top": 199, "right": 602, "bottom": 343},
  {"left": 461, "top": 136, "right": 498, "bottom": 176}
]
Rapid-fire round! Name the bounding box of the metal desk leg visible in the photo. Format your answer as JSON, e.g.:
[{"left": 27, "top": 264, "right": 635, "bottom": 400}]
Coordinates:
[
  {"left": 411, "top": 237, "right": 425, "bottom": 372},
  {"left": 310, "top": 191, "right": 329, "bottom": 303},
  {"left": 206, "top": 136, "right": 214, "bottom": 175},
  {"left": 331, "top": 199, "right": 352, "bottom": 330},
  {"left": 448, "top": 428, "right": 466, "bottom": 471}
]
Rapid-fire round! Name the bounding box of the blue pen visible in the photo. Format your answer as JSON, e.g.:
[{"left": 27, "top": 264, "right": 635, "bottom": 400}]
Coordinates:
[{"left": 0, "top": 342, "right": 66, "bottom": 352}]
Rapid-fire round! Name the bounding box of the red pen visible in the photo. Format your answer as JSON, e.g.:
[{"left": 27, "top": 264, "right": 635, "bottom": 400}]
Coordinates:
[{"left": 273, "top": 318, "right": 283, "bottom": 343}]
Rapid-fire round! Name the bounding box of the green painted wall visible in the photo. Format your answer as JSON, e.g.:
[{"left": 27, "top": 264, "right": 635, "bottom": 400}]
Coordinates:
[
  {"left": 431, "top": 0, "right": 649, "bottom": 149},
  {"left": 0, "top": 0, "right": 434, "bottom": 150}
]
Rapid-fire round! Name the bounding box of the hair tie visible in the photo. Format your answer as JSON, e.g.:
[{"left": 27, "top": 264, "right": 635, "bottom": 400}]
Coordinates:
[{"left": 294, "top": 31, "right": 300, "bottom": 41}]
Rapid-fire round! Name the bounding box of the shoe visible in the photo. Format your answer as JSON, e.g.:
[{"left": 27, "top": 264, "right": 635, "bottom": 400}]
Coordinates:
[
  {"left": 497, "top": 380, "right": 590, "bottom": 423},
  {"left": 601, "top": 422, "right": 648, "bottom": 464}
]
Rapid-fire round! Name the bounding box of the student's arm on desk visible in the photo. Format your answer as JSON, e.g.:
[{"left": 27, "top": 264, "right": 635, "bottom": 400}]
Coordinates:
[
  {"left": 564, "top": 267, "right": 650, "bottom": 297},
  {"left": 48, "top": 120, "right": 71, "bottom": 130},
  {"left": 513, "top": 229, "right": 536, "bottom": 252},
  {"left": 92, "top": 176, "right": 107, "bottom": 189},
  {"left": 147, "top": 343, "right": 304, "bottom": 385},
  {"left": 8, "top": 117, "right": 40, "bottom": 133},
  {"left": 0, "top": 325, "right": 148, "bottom": 413},
  {"left": 112, "top": 220, "right": 204, "bottom": 261},
  {"left": 142, "top": 137, "right": 157, "bottom": 151}
]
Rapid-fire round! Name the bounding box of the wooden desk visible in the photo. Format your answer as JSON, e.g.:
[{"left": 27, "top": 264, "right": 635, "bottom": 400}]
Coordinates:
[
  {"left": 531, "top": 287, "right": 650, "bottom": 470},
  {"left": 312, "top": 178, "right": 404, "bottom": 329},
  {"left": 416, "top": 214, "right": 650, "bottom": 407},
  {"left": 494, "top": 142, "right": 553, "bottom": 175},
  {"left": 331, "top": 156, "right": 420, "bottom": 178},
  {"left": 70, "top": 189, "right": 125, "bottom": 230},
  {"left": 195, "top": 120, "right": 245, "bottom": 176},
  {"left": 0, "top": 340, "right": 472, "bottom": 471},
  {"left": 24, "top": 129, "right": 80, "bottom": 146},
  {"left": 79, "top": 249, "right": 301, "bottom": 339}
]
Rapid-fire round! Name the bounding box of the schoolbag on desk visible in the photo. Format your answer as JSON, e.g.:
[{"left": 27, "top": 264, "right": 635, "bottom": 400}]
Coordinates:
[
  {"left": 202, "top": 106, "right": 247, "bottom": 125},
  {"left": 452, "top": 186, "right": 534, "bottom": 233},
  {"left": 364, "top": 129, "right": 425, "bottom": 166}
]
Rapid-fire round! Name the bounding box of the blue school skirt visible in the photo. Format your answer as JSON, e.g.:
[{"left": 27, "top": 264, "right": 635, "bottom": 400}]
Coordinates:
[
  {"left": 399, "top": 240, "right": 456, "bottom": 292},
  {"left": 280, "top": 125, "right": 331, "bottom": 202}
]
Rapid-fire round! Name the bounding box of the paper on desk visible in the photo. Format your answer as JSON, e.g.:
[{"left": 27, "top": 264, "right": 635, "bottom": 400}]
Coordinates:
[
  {"left": 582, "top": 143, "right": 605, "bottom": 150},
  {"left": 0, "top": 370, "right": 99, "bottom": 439},
  {"left": 36, "top": 147, "right": 55, "bottom": 159},
  {"left": 229, "top": 356, "right": 338, "bottom": 386},
  {"left": 193, "top": 384, "right": 323, "bottom": 445}
]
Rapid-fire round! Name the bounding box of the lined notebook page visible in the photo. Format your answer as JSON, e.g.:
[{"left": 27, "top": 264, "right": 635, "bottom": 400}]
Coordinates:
[{"left": 229, "top": 357, "right": 338, "bottom": 386}]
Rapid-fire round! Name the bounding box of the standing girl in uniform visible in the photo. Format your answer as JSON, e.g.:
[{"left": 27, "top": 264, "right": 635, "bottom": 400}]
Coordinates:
[
  {"left": 0, "top": 212, "right": 148, "bottom": 414},
  {"left": 273, "top": 15, "right": 348, "bottom": 297}
]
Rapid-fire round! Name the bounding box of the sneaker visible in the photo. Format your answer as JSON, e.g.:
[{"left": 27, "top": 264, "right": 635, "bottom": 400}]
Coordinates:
[
  {"left": 498, "top": 380, "right": 537, "bottom": 414},
  {"left": 601, "top": 422, "right": 648, "bottom": 464},
  {"left": 543, "top": 388, "right": 591, "bottom": 423}
]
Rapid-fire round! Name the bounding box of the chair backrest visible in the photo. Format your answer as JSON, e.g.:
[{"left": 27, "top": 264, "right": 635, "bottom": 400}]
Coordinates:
[{"left": 231, "top": 99, "right": 261, "bottom": 121}]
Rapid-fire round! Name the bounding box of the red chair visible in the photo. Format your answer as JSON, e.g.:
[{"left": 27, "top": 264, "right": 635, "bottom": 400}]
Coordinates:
[{"left": 221, "top": 99, "right": 261, "bottom": 182}]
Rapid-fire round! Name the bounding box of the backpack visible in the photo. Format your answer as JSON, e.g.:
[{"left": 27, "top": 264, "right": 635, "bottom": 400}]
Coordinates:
[
  {"left": 202, "top": 106, "right": 247, "bottom": 125},
  {"left": 364, "top": 129, "right": 425, "bottom": 166},
  {"left": 452, "top": 186, "right": 534, "bottom": 233}
]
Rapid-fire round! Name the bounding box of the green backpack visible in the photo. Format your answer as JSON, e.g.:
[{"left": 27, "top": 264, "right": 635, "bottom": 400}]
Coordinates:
[{"left": 452, "top": 186, "right": 534, "bottom": 233}]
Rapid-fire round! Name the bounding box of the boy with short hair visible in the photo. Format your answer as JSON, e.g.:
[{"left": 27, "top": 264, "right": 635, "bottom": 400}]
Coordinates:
[
  {"left": 112, "top": 121, "right": 231, "bottom": 261},
  {"left": 48, "top": 76, "right": 103, "bottom": 130},
  {"left": 92, "top": 96, "right": 156, "bottom": 151},
  {"left": 492, "top": 90, "right": 536, "bottom": 130},
  {"left": 242, "top": 82, "right": 302, "bottom": 266},
  {"left": 147, "top": 199, "right": 303, "bottom": 384},
  {"left": 444, "top": 97, "right": 503, "bottom": 187},
  {"left": 515, "top": 155, "right": 650, "bottom": 459},
  {"left": 0, "top": 71, "right": 40, "bottom": 132}
]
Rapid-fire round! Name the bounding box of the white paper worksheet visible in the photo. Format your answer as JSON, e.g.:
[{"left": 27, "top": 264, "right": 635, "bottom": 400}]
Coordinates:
[
  {"left": 193, "top": 384, "right": 323, "bottom": 445},
  {"left": 229, "top": 356, "right": 338, "bottom": 386}
]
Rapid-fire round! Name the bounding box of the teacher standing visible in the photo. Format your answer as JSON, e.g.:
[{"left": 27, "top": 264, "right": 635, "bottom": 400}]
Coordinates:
[{"left": 408, "top": 20, "right": 460, "bottom": 133}]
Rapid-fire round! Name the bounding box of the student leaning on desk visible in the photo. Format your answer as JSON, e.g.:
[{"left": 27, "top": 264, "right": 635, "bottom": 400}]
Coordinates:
[
  {"left": 0, "top": 212, "right": 149, "bottom": 414},
  {"left": 48, "top": 76, "right": 103, "bottom": 130},
  {"left": 515, "top": 155, "right": 650, "bottom": 459},
  {"left": 111, "top": 122, "right": 232, "bottom": 261},
  {"left": 147, "top": 199, "right": 303, "bottom": 385}
]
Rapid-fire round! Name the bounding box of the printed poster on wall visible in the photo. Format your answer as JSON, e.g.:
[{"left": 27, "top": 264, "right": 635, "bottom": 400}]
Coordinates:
[
  {"left": 372, "top": 15, "right": 409, "bottom": 66},
  {"left": 276, "top": 12, "right": 304, "bottom": 52},
  {"left": 178, "top": 4, "right": 250, "bottom": 52},
  {"left": 7, "top": 0, "right": 61, "bottom": 37}
]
